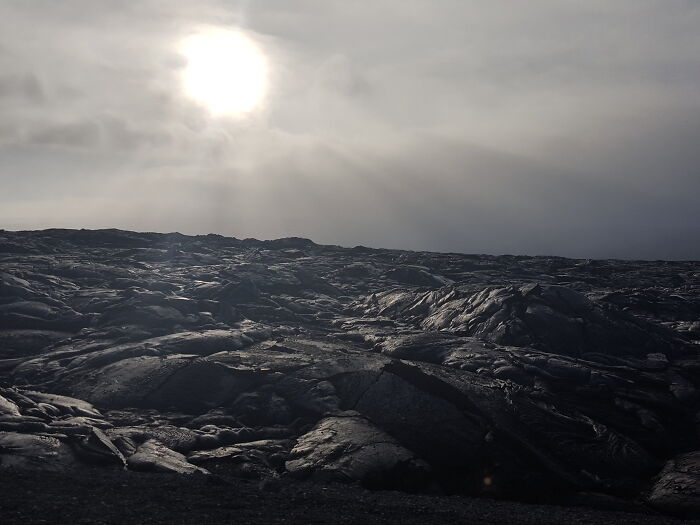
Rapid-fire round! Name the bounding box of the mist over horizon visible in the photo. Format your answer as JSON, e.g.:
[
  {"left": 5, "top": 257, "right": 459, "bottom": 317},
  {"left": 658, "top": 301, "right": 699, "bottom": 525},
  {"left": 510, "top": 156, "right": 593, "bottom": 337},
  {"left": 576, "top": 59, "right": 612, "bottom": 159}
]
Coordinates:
[{"left": 1, "top": 1, "right": 699, "bottom": 260}]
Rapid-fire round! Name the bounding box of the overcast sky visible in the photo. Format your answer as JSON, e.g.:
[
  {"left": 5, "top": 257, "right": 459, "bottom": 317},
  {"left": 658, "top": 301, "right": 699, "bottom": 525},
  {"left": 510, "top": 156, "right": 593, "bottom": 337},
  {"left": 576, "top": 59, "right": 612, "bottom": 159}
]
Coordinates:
[{"left": 1, "top": 1, "right": 699, "bottom": 259}]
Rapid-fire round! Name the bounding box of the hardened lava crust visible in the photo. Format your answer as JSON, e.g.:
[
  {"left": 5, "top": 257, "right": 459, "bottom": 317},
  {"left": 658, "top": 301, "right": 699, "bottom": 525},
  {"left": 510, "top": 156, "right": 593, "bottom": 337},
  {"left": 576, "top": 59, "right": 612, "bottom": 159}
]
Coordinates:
[{"left": 1, "top": 228, "right": 699, "bottom": 522}]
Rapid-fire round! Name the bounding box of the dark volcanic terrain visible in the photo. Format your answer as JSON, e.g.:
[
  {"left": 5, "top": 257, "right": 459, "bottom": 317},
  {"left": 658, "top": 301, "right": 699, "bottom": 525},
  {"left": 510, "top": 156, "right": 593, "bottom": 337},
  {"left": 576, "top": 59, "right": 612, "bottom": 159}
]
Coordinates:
[{"left": 1, "top": 228, "right": 699, "bottom": 522}]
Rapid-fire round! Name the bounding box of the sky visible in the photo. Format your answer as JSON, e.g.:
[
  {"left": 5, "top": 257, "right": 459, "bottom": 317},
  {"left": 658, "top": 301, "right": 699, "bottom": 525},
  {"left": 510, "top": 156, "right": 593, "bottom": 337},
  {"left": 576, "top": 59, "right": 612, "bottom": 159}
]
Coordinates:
[{"left": 1, "top": 0, "right": 699, "bottom": 259}]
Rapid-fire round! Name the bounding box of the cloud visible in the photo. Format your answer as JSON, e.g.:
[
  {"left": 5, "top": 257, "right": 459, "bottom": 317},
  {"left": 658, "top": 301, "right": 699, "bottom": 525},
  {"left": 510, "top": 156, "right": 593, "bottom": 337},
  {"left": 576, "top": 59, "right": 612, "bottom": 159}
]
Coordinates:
[
  {"left": 0, "top": 73, "right": 45, "bottom": 103},
  {"left": 0, "top": 1, "right": 699, "bottom": 259}
]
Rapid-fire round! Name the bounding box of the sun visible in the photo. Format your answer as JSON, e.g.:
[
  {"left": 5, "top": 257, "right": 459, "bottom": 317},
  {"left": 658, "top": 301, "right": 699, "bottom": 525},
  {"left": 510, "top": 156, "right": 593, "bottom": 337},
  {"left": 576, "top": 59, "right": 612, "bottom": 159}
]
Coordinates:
[{"left": 180, "top": 29, "right": 268, "bottom": 117}]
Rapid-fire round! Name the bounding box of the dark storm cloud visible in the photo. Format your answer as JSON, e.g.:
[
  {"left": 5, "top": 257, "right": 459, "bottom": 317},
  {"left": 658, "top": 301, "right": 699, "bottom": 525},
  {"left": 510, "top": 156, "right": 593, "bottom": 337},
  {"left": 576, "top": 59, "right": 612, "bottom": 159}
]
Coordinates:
[{"left": 0, "top": 1, "right": 699, "bottom": 259}]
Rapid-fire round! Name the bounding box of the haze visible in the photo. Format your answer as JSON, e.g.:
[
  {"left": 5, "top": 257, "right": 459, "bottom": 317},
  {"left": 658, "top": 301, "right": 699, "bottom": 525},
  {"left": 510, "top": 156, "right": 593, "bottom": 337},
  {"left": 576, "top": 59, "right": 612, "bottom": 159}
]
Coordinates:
[{"left": 1, "top": 1, "right": 699, "bottom": 259}]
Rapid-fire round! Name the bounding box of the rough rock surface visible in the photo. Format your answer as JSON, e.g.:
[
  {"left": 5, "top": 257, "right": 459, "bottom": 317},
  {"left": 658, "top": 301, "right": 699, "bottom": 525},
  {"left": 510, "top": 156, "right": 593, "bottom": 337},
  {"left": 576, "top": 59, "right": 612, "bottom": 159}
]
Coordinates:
[
  {"left": 286, "top": 414, "right": 429, "bottom": 488},
  {"left": 649, "top": 452, "right": 700, "bottom": 516},
  {"left": 0, "top": 228, "right": 699, "bottom": 516},
  {"left": 127, "top": 439, "right": 208, "bottom": 475}
]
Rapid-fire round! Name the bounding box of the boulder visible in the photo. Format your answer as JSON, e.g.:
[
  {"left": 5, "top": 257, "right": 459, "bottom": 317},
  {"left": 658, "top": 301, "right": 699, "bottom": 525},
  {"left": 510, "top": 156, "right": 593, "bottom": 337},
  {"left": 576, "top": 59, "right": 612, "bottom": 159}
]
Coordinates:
[
  {"left": 648, "top": 452, "right": 700, "bottom": 516},
  {"left": 286, "top": 415, "right": 430, "bottom": 489}
]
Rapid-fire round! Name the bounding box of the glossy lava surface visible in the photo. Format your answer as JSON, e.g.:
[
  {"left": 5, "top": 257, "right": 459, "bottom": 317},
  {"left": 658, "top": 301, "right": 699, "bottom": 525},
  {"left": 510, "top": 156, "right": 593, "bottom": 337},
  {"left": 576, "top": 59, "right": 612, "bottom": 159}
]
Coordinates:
[{"left": 0, "top": 229, "right": 699, "bottom": 517}]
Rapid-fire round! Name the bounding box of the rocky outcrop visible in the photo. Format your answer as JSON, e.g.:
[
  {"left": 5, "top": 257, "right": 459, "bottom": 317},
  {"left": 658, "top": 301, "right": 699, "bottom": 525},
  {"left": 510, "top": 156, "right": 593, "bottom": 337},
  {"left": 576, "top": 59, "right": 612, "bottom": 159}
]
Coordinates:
[
  {"left": 358, "top": 284, "right": 682, "bottom": 360},
  {"left": 0, "top": 432, "right": 77, "bottom": 471},
  {"left": 127, "top": 439, "right": 208, "bottom": 475},
  {"left": 286, "top": 414, "right": 430, "bottom": 489}
]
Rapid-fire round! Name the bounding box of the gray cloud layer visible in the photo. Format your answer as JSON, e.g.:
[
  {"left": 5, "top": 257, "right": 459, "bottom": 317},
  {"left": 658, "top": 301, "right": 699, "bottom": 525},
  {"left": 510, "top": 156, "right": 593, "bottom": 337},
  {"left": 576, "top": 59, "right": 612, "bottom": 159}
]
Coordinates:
[{"left": 1, "top": 0, "right": 699, "bottom": 259}]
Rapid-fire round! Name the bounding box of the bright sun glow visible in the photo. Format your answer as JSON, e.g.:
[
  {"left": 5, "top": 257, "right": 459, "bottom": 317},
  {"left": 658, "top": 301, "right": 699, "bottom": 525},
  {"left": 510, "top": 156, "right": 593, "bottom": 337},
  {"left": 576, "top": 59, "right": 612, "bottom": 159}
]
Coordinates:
[{"left": 180, "top": 29, "right": 268, "bottom": 117}]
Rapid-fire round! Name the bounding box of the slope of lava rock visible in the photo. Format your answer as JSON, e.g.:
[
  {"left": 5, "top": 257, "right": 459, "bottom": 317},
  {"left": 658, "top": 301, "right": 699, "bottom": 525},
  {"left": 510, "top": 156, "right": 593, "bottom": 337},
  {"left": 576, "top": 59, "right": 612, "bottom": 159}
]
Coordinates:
[{"left": 0, "top": 228, "right": 699, "bottom": 516}]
